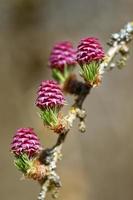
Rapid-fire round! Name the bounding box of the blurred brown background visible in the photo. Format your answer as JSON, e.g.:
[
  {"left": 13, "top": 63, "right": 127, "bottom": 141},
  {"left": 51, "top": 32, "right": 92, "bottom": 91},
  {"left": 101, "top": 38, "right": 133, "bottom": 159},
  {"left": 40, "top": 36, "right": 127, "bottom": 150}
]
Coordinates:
[{"left": 0, "top": 0, "right": 133, "bottom": 199}]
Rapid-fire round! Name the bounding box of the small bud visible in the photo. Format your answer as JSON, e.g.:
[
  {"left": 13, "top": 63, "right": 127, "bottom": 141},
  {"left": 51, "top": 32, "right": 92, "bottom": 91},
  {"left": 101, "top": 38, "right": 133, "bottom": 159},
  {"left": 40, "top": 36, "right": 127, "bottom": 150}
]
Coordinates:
[
  {"left": 26, "top": 160, "right": 46, "bottom": 181},
  {"left": 36, "top": 80, "right": 65, "bottom": 131},
  {"left": 49, "top": 41, "right": 77, "bottom": 84},
  {"left": 77, "top": 37, "right": 105, "bottom": 86}
]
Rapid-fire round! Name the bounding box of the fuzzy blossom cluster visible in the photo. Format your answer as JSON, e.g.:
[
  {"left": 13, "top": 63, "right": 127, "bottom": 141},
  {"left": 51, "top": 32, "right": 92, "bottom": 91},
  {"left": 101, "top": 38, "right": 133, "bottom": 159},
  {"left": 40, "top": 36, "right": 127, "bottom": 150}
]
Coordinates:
[
  {"left": 76, "top": 37, "right": 105, "bottom": 65},
  {"left": 49, "top": 41, "right": 77, "bottom": 71},
  {"left": 11, "top": 128, "right": 41, "bottom": 157},
  {"left": 36, "top": 80, "right": 65, "bottom": 110}
]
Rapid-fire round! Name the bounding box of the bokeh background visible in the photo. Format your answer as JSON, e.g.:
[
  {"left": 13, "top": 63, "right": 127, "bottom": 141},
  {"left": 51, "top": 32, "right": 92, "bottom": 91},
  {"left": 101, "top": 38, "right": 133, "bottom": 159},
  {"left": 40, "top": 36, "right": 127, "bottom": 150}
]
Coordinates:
[{"left": 1, "top": 0, "right": 133, "bottom": 199}]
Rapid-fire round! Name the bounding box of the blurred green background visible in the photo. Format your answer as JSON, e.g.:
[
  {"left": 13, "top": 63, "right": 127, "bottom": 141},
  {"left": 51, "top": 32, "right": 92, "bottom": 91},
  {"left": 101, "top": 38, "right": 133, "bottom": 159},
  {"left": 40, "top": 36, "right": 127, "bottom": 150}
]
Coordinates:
[{"left": 1, "top": 0, "right": 133, "bottom": 199}]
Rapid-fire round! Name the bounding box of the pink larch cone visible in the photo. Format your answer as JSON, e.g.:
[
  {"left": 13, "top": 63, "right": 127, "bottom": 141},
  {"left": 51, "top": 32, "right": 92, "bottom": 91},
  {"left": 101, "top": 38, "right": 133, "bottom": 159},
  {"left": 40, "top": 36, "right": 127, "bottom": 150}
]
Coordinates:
[
  {"left": 77, "top": 37, "right": 105, "bottom": 66},
  {"left": 49, "top": 41, "right": 76, "bottom": 71},
  {"left": 36, "top": 80, "right": 65, "bottom": 110},
  {"left": 11, "top": 128, "right": 41, "bottom": 157}
]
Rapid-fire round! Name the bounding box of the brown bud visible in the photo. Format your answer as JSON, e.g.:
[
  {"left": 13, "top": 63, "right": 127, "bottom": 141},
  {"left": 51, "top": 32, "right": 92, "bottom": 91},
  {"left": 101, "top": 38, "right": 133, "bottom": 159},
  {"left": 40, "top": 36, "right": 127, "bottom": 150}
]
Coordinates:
[{"left": 26, "top": 160, "right": 46, "bottom": 181}]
